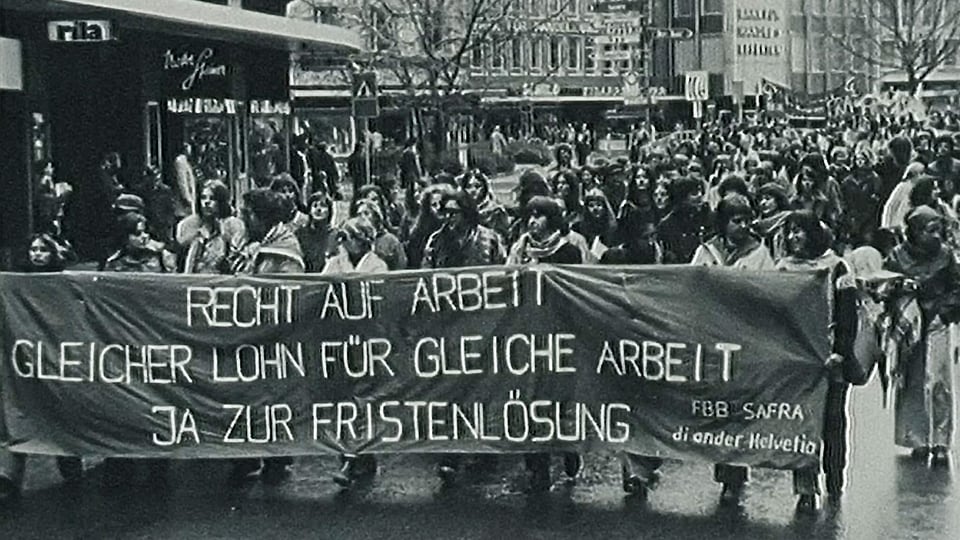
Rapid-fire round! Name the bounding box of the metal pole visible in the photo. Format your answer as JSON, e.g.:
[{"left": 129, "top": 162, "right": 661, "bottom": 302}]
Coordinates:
[
  {"left": 644, "top": 0, "right": 652, "bottom": 128},
  {"left": 364, "top": 117, "right": 371, "bottom": 186}
]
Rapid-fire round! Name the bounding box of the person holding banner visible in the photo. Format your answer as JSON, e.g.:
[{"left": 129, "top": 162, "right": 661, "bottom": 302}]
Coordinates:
[
  {"left": 420, "top": 190, "right": 506, "bottom": 486},
  {"left": 227, "top": 188, "right": 305, "bottom": 485},
  {"left": 775, "top": 210, "right": 869, "bottom": 512},
  {"left": 883, "top": 206, "right": 960, "bottom": 468},
  {"left": 691, "top": 194, "right": 774, "bottom": 504}
]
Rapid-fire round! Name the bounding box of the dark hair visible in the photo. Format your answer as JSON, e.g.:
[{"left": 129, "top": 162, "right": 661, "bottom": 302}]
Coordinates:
[
  {"left": 25, "top": 234, "right": 65, "bottom": 272},
  {"left": 784, "top": 210, "right": 831, "bottom": 258},
  {"left": 440, "top": 190, "right": 482, "bottom": 228},
  {"left": 714, "top": 194, "right": 753, "bottom": 237},
  {"left": 718, "top": 174, "right": 750, "bottom": 199},
  {"left": 667, "top": 175, "right": 702, "bottom": 207},
  {"left": 525, "top": 196, "right": 566, "bottom": 233},
  {"left": 909, "top": 176, "right": 938, "bottom": 208},
  {"left": 516, "top": 170, "right": 552, "bottom": 209},
  {"left": 458, "top": 169, "right": 491, "bottom": 201},
  {"left": 242, "top": 188, "right": 289, "bottom": 230},
  {"left": 306, "top": 191, "right": 333, "bottom": 223},
  {"left": 799, "top": 153, "right": 827, "bottom": 178},
  {"left": 551, "top": 170, "right": 582, "bottom": 213},
  {"left": 270, "top": 173, "right": 303, "bottom": 215},
  {"left": 352, "top": 184, "right": 387, "bottom": 215},
  {"left": 200, "top": 179, "right": 232, "bottom": 220}
]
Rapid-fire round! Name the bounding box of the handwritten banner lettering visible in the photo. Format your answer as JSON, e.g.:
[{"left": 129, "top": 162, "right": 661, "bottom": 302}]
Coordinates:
[{"left": 0, "top": 266, "right": 830, "bottom": 469}]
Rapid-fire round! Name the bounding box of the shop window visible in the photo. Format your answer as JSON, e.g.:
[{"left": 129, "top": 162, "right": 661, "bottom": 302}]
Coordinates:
[
  {"left": 567, "top": 37, "right": 582, "bottom": 71},
  {"left": 674, "top": 0, "right": 694, "bottom": 18},
  {"left": 584, "top": 38, "right": 596, "bottom": 71},
  {"left": 549, "top": 37, "right": 562, "bottom": 70},
  {"left": 491, "top": 42, "right": 505, "bottom": 71},
  {"left": 511, "top": 38, "right": 524, "bottom": 72},
  {"left": 810, "top": 36, "right": 825, "bottom": 72},
  {"left": 703, "top": 0, "right": 723, "bottom": 15},
  {"left": 530, "top": 38, "right": 543, "bottom": 71},
  {"left": 472, "top": 45, "right": 484, "bottom": 69},
  {"left": 297, "top": 111, "right": 354, "bottom": 158},
  {"left": 248, "top": 116, "right": 289, "bottom": 187}
]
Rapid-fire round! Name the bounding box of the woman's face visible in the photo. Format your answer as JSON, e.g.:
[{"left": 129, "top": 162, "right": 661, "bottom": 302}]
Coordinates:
[
  {"left": 199, "top": 187, "right": 218, "bottom": 218},
  {"left": 586, "top": 199, "right": 605, "bottom": 220},
  {"left": 556, "top": 178, "right": 571, "bottom": 198},
  {"left": 581, "top": 170, "right": 594, "bottom": 183},
  {"left": 358, "top": 206, "right": 379, "bottom": 229},
  {"left": 126, "top": 220, "right": 150, "bottom": 251},
  {"left": 428, "top": 192, "right": 444, "bottom": 219},
  {"left": 28, "top": 239, "right": 54, "bottom": 268},
  {"left": 277, "top": 184, "right": 297, "bottom": 203},
  {"left": 653, "top": 181, "right": 670, "bottom": 210},
  {"left": 785, "top": 222, "right": 808, "bottom": 256},
  {"left": 527, "top": 210, "right": 550, "bottom": 238},
  {"left": 310, "top": 198, "right": 330, "bottom": 223},
  {"left": 800, "top": 166, "right": 817, "bottom": 193},
  {"left": 440, "top": 199, "right": 464, "bottom": 229},
  {"left": 724, "top": 213, "right": 751, "bottom": 245},
  {"left": 913, "top": 219, "right": 943, "bottom": 252},
  {"left": 855, "top": 155, "right": 870, "bottom": 169},
  {"left": 465, "top": 177, "right": 485, "bottom": 201},
  {"left": 340, "top": 232, "right": 366, "bottom": 257},
  {"left": 758, "top": 194, "right": 778, "bottom": 217}
]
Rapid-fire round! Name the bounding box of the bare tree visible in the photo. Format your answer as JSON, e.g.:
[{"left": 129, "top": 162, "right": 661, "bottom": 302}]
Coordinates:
[
  {"left": 832, "top": 0, "right": 960, "bottom": 93},
  {"left": 293, "top": 0, "right": 575, "bottom": 152}
]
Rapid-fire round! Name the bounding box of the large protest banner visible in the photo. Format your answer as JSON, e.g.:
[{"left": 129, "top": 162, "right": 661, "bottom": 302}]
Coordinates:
[{"left": 0, "top": 266, "right": 830, "bottom": 469}]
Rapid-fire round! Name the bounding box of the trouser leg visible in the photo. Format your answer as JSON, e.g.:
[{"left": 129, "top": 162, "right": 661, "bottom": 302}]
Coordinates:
[
  {"left": 621, "top": 453, "right": 662, "bottom": 485},
  {"left": 823, "top": 383, "right": 849, "bottom": 495}
]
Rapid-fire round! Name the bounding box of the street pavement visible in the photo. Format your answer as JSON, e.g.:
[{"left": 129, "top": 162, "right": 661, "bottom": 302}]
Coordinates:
[{"left": 1, "top": 375, "right": 957, "bottom": 539}]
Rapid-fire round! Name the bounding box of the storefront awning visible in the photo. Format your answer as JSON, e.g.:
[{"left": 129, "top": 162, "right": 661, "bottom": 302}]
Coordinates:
[{"left": 3, "top": 0, "right": 365, "bottom": 53}]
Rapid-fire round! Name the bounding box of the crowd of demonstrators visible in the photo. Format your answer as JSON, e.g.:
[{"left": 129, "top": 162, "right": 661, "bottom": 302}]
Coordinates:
[{"left": 5, "top": 111, "right": 960, "bottom": 512}]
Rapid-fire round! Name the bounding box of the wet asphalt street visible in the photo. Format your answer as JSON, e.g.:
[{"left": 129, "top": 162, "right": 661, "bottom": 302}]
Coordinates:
[{"left": 1, "top": 374, "right": 958, "bottom": 540}]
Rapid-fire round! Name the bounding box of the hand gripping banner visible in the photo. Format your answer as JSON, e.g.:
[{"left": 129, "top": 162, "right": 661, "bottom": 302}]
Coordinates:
[{"left": 0, "top": 266, "right": 831, "bottom": 469}]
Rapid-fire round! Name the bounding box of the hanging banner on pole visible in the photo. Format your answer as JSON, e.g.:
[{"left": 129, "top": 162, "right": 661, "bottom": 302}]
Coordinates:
[{"left": 0, "top": 267, "right": 830, "bottom": 469}]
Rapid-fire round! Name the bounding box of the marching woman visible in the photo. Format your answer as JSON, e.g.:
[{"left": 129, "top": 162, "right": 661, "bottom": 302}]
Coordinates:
[
  {"left": 460, "top": 169, "right": 510, "bottom": 241},
  {"left": 177, "top": 179, "right": 246, "bottom": 274},
  {"left": 322, "top": 217, "right": 387, "bottom": 488},
  {"left": 690, "top": 194, "right": 773, "bottom": 505},
  {"left": 420, "top": 190, "right": 506, "bottom": 486},
  {"left": 507, "top": 196, "right": 584, "bottom": 491},
  {"left": 775, "top": 210, "right": 869, "bottom": 512},
  {"left": 883, "top": 205, "right": 960, "bottom": 467}
]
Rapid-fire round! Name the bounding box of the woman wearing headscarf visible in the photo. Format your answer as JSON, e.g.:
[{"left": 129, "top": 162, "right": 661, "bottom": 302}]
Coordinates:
[
  {"left": 354, "top": 199, "right": 407, "bottom": 270},
  {"left": 884, "top": 206, "right": 960, "bottom": 468},
  {"left": 296, "top": 191, "right": 336, "bottom": 273},
  {"left": 460, "top": 169, "right": 510, "bottom": 240},
  {"left": 574, "top": 188, "right": 619, "bottom": 261},
  {"left": 177, "top": 179, "right": 246, "bottom": 274},
  {"left": 776, "top": 210, "right": 868, "bottom": 512}
]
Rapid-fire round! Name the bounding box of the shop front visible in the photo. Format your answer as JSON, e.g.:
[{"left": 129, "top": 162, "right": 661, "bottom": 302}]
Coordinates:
[{"left": 0, "top": 0, "right": 363, "bottom": 265}]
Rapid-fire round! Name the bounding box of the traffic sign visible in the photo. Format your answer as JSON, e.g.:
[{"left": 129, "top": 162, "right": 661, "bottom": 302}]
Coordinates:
[
  {"left": 647, "top": 27, "right": 694, "bottom": 40},
  {"left": 594, "top": 1, "right": 645, "bottom": 13},
  {"left": 352, "top": 71, "right": 379, "bottom": 118},
  {"left": 685, "top": 71, "right": 709, "bottom": 102}
]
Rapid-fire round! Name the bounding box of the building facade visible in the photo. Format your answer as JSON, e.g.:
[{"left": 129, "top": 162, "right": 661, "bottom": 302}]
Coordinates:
[{"left": 0, "top": 0, "right": 362, "bottom": 266}]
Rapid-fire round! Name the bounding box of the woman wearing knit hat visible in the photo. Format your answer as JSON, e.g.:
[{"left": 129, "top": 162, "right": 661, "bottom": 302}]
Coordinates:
[{"left": 884, "top": 205, "right": 960, "bottom": 469}]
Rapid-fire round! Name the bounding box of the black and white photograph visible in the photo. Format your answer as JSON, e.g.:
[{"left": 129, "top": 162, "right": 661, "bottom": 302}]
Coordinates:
[{"left": 1, "top": 0, "right": 959, "bottom": 538}]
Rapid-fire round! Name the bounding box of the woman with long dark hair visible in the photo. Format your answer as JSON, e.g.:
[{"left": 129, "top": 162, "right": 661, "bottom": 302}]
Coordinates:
[
  {"left": 460, "top": 169, "right": 509, "bottom": 240},
  {"left": 776, "top": 210, "right": 868, "bottom": 512},
  {"left": 177, "top": 180, "right": 246, "bottom": 274}
]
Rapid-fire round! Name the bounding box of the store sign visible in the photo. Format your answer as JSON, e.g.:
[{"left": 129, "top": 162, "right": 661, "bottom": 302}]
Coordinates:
[
  {"left": 0, "top": 37, "right": 23, "bottom": 91},
  {"left": 47, "top": 20, "right": 113, "bottom": 42},
  {"left": 166, "top": 98, "right": 239, "bottom": 115},
  {"left": 250, "top": 100, "right": 292, "bottom": 115},
  {"left": 163, "top": 47, "right": 228, "bottom": 91},
  {"left": 731, "top": 0, "right": 788, "bottom": 95}
]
